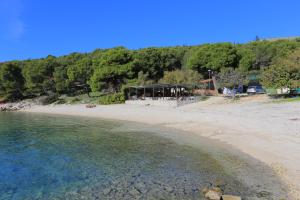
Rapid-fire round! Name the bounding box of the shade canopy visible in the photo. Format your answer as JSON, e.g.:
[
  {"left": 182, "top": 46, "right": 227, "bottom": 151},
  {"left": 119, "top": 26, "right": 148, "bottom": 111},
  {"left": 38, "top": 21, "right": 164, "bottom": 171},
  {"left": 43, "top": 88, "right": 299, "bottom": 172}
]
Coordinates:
[{"left": 128, "top": 84, "right": 194, "bottom": 89}]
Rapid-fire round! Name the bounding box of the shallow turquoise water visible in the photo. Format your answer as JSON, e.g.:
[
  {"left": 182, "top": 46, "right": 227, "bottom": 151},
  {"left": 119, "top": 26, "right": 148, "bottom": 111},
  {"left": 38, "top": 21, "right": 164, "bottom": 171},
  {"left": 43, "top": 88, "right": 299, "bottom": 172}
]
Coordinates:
[{"left": 0, "top": 112, "right": 282, "bottom": 199}]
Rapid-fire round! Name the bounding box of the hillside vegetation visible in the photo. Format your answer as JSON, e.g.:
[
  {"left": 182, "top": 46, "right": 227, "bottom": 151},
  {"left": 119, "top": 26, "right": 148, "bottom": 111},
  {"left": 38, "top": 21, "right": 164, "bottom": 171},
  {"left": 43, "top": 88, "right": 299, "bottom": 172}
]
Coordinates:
[{"left": 1, "top": 38, "right": 300, "bottom": 103}]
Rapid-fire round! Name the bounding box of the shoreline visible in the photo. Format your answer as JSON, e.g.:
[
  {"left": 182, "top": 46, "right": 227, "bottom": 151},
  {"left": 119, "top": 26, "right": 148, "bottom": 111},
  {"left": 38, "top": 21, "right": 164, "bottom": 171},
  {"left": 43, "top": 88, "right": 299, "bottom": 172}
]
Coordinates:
[{"left": 20, "top": 96, "right": 300, "bottom": 199}]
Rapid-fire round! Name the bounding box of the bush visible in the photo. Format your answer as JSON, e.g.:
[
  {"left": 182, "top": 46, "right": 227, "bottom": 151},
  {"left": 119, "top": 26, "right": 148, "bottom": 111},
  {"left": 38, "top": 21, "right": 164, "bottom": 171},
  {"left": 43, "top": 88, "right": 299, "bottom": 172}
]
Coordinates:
[
  {"left": 159, "top": 70, "right": 203, "bottom": 84},
  {"left": 89, "top": 91, "right": 102, "bottom": 97},
  {"left": 70, "top": 97, "right": 81, "bottom": 104},
  {"left": 34, "top": 93, "right": 58, "bottom": 105},
  {"left": 215, "top": 68, "right": 247, "bottom": 88},
  {"left": 54, "top": 98, "right": 66, "bottom": 105},
  {"left": 99, "top": 93, "right": 125, "bottom": 105},
  {"left": 261, "top": 49, "right": 300, "bottom": 89}
]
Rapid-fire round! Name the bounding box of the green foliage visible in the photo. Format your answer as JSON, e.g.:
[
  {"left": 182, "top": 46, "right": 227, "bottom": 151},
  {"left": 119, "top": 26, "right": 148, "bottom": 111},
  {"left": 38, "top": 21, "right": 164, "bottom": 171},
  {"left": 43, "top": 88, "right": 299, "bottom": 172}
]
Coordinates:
[
  {"left": 1, "top": 38, "right": 300, "bottom": 102},
  {"left": 260, "top": 65, "right": 290, "bottom": 89},
  {"left": 236, "top": 47, "right": 256, "bottom": 71},
  {"left": 120, "top": 72, "right": 155, "bottom": 94},
  {"left": 34, "top": 93, "right": 58, "bottom": 105},
  {"left": 246, "top": 70, "right": 261, "bottom": 85},
  {"left": 0, "top": 62, "right": 24, "bottom": 100},
  {"left": 98, "top": 93, "right": 125, "bottom": 105},
  {"left": 53, "top": 66, "right": 69, "bottom": 94},
  {"left": 88, "top": 47, "right": 134, "bottom": 93},
  {"left": 96, "top": 47, "right": 133, "bottom": 66},
  {"left": 89, "top": 63, "right": 132, "bottom": 93},
  {"left": 131, "top": 47, "right": 185, "bottom": 81},
  {"left": 158, "top": 47, "right": 185, "bottom": 71},
  {"left": 67, "top": 57, "right": 93, "bottom": 85},
  {"left": 215, "top": 68, "right": 247, "bottom": 88},
  {"left": 160, "top": 70, "right": 203, "bottom": 84},
  {"left": 187, "top": 43, "right": 238, "bottom": 73},
  {"left": 132, "top": 48, "right": 165, "bottom": 81},
  {"left": 135, "top": 71, "right": 154, "bottom": 85},
  {"left": 58, "top": 94, "right": 99, "bottom": 104},
  {"left": 89, "top": 91, "right": 102, "bottom": 97},
  {"left": 273, "top": 97, "right": 300, "bottom": 103},
  {"left": 22, "top": 56, "right": 57, "bottom": 96},
  {"left": 260, "top": 49, "right": 300, "bottom": 89},
  {"left": 246, "top": 40, "right": 299, "bottom": 69}
]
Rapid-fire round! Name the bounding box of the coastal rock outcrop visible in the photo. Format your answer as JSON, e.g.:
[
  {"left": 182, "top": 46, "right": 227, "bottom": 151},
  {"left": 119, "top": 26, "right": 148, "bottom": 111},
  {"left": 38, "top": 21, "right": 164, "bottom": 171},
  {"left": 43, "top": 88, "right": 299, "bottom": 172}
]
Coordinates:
[{"left": 0, "top": 102, "right": 31, "bottom": 112}]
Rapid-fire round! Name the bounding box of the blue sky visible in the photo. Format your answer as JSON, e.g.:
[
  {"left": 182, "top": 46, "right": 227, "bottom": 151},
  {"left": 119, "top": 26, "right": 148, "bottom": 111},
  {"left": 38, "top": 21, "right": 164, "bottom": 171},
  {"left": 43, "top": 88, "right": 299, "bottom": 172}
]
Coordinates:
[{"left": 1, "top": 0, "right": 300, "bottom": 62}]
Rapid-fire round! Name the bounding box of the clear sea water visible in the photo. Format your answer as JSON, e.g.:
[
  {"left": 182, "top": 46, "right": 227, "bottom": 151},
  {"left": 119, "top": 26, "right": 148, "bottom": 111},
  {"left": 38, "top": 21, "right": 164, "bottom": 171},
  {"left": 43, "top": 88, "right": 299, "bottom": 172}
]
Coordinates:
[{"left": 0, "top": 112, "right": 286, "bottom": 200}]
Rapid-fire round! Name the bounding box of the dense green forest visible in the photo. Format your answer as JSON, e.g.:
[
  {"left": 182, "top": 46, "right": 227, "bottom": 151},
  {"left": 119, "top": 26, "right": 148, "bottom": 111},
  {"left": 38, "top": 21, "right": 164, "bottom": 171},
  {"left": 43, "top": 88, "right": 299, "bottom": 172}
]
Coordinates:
[{"left": 1, "top": 38, "right": 300, "bottom": 103}]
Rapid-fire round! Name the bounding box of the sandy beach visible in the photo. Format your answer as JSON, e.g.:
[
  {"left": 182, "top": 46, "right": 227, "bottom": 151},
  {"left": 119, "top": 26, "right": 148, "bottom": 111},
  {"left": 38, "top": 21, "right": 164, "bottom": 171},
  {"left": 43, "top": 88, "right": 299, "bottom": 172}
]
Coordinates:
[{"left": 22, "top": 95, "right": 300, "bottom": 199}]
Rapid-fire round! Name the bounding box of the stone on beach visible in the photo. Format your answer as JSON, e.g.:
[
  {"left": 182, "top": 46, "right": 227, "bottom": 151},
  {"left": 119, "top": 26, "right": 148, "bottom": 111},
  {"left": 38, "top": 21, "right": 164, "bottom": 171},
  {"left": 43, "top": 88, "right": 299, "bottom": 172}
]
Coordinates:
[
  {"left": 204, "top": 190, "right": 222, "bottom": 200},
  {"left": 0, "top": 102, "right": 32, "bottom": 112},
  {"left": 203, "top": 187, "right": 222, "bottom": 200},
  {"left": 221, "top": 195, "right": 242, "bottom": 200}
]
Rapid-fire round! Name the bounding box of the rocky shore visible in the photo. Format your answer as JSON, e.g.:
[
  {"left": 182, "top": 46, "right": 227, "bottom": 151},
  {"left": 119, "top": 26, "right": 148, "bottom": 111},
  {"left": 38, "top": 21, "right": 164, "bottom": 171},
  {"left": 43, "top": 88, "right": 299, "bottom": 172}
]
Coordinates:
[{"left": 0, "top": 102, "right": 32, "bottom": 112}]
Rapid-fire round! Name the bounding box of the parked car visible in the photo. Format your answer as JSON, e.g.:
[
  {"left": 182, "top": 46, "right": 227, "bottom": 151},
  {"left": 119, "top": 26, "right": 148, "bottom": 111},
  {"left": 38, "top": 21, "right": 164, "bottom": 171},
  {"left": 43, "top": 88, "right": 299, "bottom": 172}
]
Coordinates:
[
  {"left": 247, "top": 85, "right": 266, "bottom": 95},
  {"left": 292, "top": 88, "right": 300, "bottom": 95}
]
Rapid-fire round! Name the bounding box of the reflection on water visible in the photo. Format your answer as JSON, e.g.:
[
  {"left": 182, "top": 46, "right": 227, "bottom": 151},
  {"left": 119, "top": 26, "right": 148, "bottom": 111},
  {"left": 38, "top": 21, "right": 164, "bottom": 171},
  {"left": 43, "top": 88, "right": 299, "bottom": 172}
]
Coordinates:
[{"left": 0, "top": 112, "right": 277, "bottom": 199}]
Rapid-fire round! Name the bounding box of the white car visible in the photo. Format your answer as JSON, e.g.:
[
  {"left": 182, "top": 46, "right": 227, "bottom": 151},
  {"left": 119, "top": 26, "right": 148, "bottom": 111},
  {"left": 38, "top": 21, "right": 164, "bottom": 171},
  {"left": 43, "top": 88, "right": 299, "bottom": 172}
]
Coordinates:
[{"left": 247, "top": 86, "right": 265, "bottom": 94}]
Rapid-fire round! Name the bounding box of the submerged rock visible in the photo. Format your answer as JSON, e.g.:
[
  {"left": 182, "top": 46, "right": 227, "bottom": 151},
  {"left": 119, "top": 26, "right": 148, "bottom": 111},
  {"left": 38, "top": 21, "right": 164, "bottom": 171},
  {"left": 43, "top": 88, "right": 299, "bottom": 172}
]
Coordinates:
[
  {"left": 129, "top": 188, "right": 141, "bottom": 196},
  {"left": 135, "top": 182, "right": 147, "bottom": 194},
  {"left": 102, "top": 188, "right": 112, "bottom": 195},
  {"left": 164, "top": 186, "right": 174, "bottom": 193}
]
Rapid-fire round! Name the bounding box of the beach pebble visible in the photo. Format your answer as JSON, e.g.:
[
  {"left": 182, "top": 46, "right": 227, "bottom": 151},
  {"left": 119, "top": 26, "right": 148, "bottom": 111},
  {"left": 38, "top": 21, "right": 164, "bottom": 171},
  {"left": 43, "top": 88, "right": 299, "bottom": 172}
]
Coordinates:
[
  {"left": 204, "top": 187, "right": 222, "bottom": 200},
  {"left": 221, "top": 195, "right": 241, "bottom": 200},
  {"left": 205, "top": 190, "right": 222, "bottom": 200}
]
